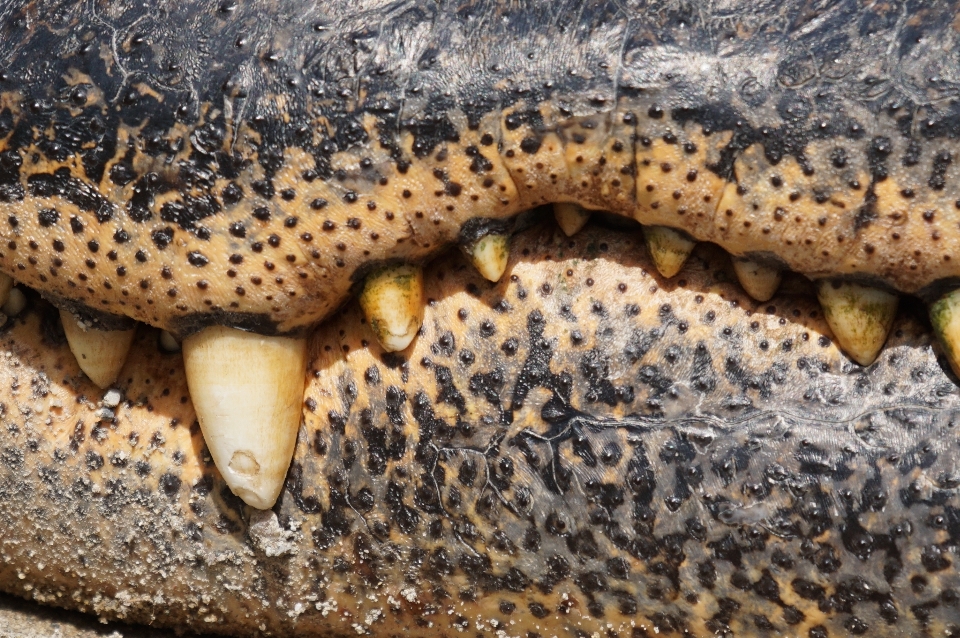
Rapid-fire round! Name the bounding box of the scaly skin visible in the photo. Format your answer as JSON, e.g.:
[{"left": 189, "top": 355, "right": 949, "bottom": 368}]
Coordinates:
[
  {"left": 3, "top": 224, "right": 960, "bottom": 636},
  {"left": 0, "top": 2, "right": 958, "bottom": 334},
  {"left": 3, "top": 1, "right": 960, "bottom": 636}
]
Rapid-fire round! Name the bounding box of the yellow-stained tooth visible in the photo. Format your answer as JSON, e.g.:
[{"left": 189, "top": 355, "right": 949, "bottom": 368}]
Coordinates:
[
  {"left": 59, "top": 310, "right": 136, "bottom": 389},
  {"left": 2, "top": 287, "right": 25, "bottom": 317},
  {"left": 930, "top": 289, "right": 960, "bottom": 378},
  {"left": 183, "top": 326, "right": 307, "bottom": 510},
  {"left": 463, "top": 233, "right": 510, "bottom": 282},
  {"left": 553, "top": 202, "right": 591, "bottom": 237},
  {"left": 816, "top": 280, "right": 898, "bottom": 366},
  {"left": 360, "top": 264, "right": 424, "bottom": 352},
  {"left": 643, "top": 225, "right": 695, "bottom": 278},
  {"left": 733, "top": 258, "right": 782, "bottom": 302}
]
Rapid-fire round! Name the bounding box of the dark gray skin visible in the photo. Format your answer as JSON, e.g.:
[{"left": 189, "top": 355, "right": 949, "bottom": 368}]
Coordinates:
[{"left": 2, "top": 1, "right": 960, "bottom": 636}]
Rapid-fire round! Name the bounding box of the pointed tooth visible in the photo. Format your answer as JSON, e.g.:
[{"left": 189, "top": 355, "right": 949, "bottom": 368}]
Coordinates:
[
  {"left": 1, "top": 287, "right": 25, "bottom": 317},
  {"left": 553, "top": 203, "right": 591, "bottom": 237},
  {"left": 59, "top": 310, "right": 136, "bottom": 389},
  {"left": 183, "top": 326, "right": 307, "bottom": 510},
  {"left": 815, "top": 280, "right": 898, "bottom": 366},
  {"left": 360, "top": 264, "right": 424, "bottom": 352},
  {"left": 930, "top": 289, "right": 960, "bottom": 378},
  {"left": 733, "top": 258, "right": 782, "bottom": 302},
  {"left": 643, "top": 225, "right": 695, "bottom": 278},
  {"left": 158, "top": 330, "right": 181, "bottom": 353},
  {"left": 463, "top": 232, "right": 510, "bottom": 282}
]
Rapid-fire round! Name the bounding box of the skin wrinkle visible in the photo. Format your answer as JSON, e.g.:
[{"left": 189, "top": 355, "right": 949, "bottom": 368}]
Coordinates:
[
  {"left": 0, "top": 2, "right": 956, "bottom": 335},
  {"left": 1, "top": 1, "right": 960, "bottom": 635},
  {"left": 2, "top": 224, "right": 960, "bottom": 636}
]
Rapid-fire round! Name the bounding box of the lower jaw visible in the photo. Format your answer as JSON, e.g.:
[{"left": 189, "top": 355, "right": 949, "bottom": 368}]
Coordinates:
[{"left": 1, "top": 220, "right": 958, "bottom": 637}]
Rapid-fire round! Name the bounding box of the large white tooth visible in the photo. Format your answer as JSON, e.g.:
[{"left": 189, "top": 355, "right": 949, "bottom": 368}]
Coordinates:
[
  {"left": 182, "top": 326, "right": 307, "bottom": 510},
  {"left": 463, "top": 232, "right": 510, "bottom": 282},
  {"left": 360, "top": 264, "right": 424, "bottom": 352},
  {"left": 733, "top": 258, "right": 782, "bottom": 302},
  {"left": 59, "top": 310, "right": 136, "bottom": 389},
  {"left": 643, "top": 225, "right": 695, "bottom": 278},
  {"left": 930, "top": 289, "right": 960, "bottom": 378},
  {"left": 815, "top": 280, "right": 898, "bottom": 366},
  {"left": 553, "top": 202, "right": 591, "bottom": 237}
]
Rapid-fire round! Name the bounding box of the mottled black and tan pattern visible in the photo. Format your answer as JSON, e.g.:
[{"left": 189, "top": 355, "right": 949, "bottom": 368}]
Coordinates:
[
  {"left": 0, "top": 2, "right": 958, "bottom": 334},
  {"left": 1, "top": 224, "right": 959, "bottom": 636},
  {"left": 4, "top": 2, "right": 960, "bottom": 636}
]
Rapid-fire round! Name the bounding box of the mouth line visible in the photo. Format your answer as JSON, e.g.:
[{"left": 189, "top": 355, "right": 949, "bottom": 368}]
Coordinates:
[
  {"left": 2, "top": 2, "right": 960, "bottom": 635},
  {"left": 4, "top": 205, "right": 957, "bottom": 512}
]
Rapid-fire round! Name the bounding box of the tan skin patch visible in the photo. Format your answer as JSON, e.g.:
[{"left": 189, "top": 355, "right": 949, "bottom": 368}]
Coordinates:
[
  {"left": 714, "top": 143, "right": 869, "bottom": 272},
  {"left": 634, "top": 122, "right": 731, "bottom": 233},
  {"left": 4, "top": 84, "right": 960, "bottom": 337},
  {"left": 3, "top": 224, "right": 959, "bottom": 636}
]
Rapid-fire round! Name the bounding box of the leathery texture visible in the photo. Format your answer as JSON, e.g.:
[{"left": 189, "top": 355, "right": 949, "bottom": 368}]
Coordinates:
[
  {"left": 2, "top": 224, "right": 960, "bottom": 637},
  {"left": 2, "top": 1, "right": 960, "bottom": 636},
  {"left": 0, "top": 1, "right": 959, "bottom": 336}
]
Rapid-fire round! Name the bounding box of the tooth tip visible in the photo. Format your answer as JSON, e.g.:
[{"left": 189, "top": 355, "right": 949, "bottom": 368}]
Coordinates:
[
  {"left": 553, "top": 202, "right": 591, "bottom": 237},
  {"left": 59, "top": 310, "right": 136, "bottom": 389},
  {"left": 816, "top": 281, "right": 898, "bottom": 366},
  {"left": 644, "top": 226, "right": 695, "bottom": 278},
  {"left": 158, "top": 330, "right": 181, "bottom": 353},
  {"left": 360, "top": 265, "right": 424, "bottom": 352},
  {"left": 930, "top": 290, "right": 960, "bottom": 378},
  {"left": 183, "top": 326, "right": 307, "bottom": 510},
  {"left": 732, "top": 258, "right": 782, "bottom": 302},
  {"left": 466, "top": 233, "right": 510, "bottom": 282},
  {"left": 2, "top": 287, "right": 25, "bottom": 317},
  {"left": 379, "top": 332, "right": 418, "bottom": 352}
]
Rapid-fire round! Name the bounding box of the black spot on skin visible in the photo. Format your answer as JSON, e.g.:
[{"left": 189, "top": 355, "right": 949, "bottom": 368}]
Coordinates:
[
  {"left": 867, "top": 136, "right": 892, "bottom": 181},
  {"left": 221, "top": 182, "right": 243, "bottom": 206},
  {"left": 520, "top": 136, "right": 542, "bottom": 154},
  {"left": 37, "top": 208, "right": 59, "bottom": 227},
  {"left": 28, "top": 170, "right": 115, "bottom": 222},
  {"left": 251, "top": 179, "right": 274, "bottom": 199},
  {"left": 159, "top": 473, "right": 181, "bottom": 498},
  {"left": 929, "top": 150, "right": 952, "bottom": 191},
  {"left": 160, "top": 195, "right": 221, "bottom": 231},
  {"left": 152, "top": 227, "right": 174, "bottom": 249},
  {"left": 187, "top": 251, "right": 208, "bottom": 267}
]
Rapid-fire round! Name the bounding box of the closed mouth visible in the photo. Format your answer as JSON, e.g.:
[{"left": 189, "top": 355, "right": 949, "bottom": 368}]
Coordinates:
[{"left": 2, "top": 2, "right": 960, "bottom": 636}]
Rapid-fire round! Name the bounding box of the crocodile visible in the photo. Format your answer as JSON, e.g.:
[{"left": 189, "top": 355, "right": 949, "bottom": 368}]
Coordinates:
[{"left": 2, "top": 0, "right": 960, "bottom": 635}]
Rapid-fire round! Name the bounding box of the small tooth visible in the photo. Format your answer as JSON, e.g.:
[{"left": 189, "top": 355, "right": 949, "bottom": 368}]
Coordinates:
[
  {"left": 930, "top": 289, "right": 960, "bottom": 378},
  {"left": 643, "top": 225, "right": 696, "bottom": 278},
  {"left": 463, "top": 232, "right": 510, "bottom": 282},
  {"left": 183, "top": 326, "right": 307, "bottom": 510},
  {"left": 815, "top": 280, "right": 898, "bottom": 366},
  {"left": 60, "top": 310, "right": 136, "bottom": 389},
  {"left": 1, "top": 287, "right": 25, "bottom": 316},
  {"left": 158, "top": 330, "right": 181, "bottom": 353},
  {"left": 0, "top": 273, "right": 12, "bottom": 307},
  {"left": 733, "top": 258, "right": 782, "bottom": 302},
  {"left": 360, "top": 264, "right": 424, "bottom": 352},
  {"left": 553, "top": 202, "right": 591, "bottom": 237}
]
